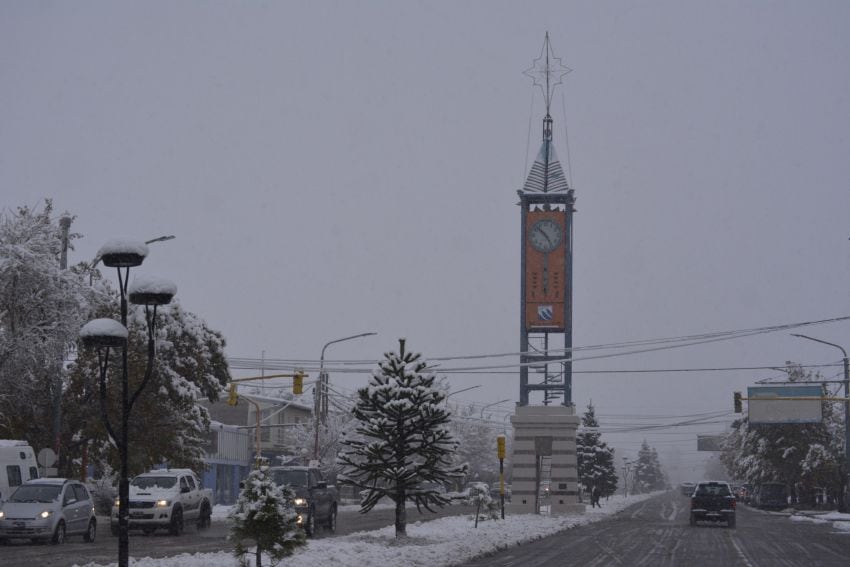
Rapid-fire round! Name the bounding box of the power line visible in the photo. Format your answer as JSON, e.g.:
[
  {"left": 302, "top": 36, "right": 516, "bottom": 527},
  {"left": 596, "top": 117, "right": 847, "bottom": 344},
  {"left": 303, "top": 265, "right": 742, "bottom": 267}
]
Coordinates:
[{"left": 229, "top": 315, "right": 850, "bottom": 373}]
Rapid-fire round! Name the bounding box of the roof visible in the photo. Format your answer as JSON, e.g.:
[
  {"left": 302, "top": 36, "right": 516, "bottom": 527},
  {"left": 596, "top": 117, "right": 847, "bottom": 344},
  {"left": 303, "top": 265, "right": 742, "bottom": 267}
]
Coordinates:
[
  {"left": 26, "top": 478, "right": 72, "bottom": 486},
  {"left": 521, "top": 139, "right": 570, "bottom": 194},
  {"left": 137, "top": 468, "right": 196, "bottom": 477}
]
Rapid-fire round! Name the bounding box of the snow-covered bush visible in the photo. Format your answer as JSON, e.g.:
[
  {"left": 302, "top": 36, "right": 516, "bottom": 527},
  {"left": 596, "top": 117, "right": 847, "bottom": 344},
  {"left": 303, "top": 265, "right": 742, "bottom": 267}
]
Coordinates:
[{"left": 229, "top": 466, "right": 306, "bottom": 567}]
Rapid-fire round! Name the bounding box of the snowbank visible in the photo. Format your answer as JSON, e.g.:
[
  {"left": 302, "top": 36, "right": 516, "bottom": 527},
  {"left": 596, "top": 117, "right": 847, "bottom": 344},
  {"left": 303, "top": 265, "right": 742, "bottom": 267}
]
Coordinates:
[{"left": 77, "top": 494, "right": 653, "bottom": 567}]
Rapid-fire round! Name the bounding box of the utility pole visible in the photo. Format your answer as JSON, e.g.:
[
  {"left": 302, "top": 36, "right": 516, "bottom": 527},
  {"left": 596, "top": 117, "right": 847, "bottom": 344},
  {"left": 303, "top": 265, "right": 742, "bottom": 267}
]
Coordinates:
[
  {"left": 52, "top": 216, "right": 72, "bottom": 465},
  {"left": 313, "top": 332, "right": 376, "bottom": 462}
]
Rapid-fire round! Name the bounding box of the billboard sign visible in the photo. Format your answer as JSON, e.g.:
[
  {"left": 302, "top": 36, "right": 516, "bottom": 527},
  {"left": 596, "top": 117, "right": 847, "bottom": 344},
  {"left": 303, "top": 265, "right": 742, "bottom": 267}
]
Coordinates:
[
  {"left": 748, "top": 385, "right": 823, "bottom": 424},
  {"left": 697, "top": 435, "right": 723, "bottom": 451}
]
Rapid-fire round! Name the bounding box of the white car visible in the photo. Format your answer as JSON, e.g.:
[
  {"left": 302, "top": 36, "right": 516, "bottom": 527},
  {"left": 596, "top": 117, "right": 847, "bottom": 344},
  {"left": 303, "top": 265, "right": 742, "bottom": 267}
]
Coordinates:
[{"left": 0, "top": 478, "right": 97, "bottom": 544}]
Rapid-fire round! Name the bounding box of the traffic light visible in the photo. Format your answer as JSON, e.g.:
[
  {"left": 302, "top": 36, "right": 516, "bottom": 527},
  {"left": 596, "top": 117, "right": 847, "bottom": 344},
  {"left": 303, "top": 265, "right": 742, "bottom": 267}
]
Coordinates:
[
  {"left": 227, "top": 383, "right": 238, "bottom": 406},
  {"left": 733, "top": 391, "right": 742, "bottom": 413},
  {"left": 293, "top": 371, "right": 304, "bottom": 395},
  {"left": 497, "top": 435, "right": 506, "bottom": 460}
]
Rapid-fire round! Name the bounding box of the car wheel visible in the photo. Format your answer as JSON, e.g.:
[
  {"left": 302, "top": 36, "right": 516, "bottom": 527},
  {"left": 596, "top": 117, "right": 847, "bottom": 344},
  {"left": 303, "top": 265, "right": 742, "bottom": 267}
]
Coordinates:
[
  {"left": 689, "top": 513, "right": 696, "bottom": 527},
  {"left": 52, "top": 520, "right": 66, "bottom": 545},
  {"left": 326, "top": 505, "right": 337, "bottom": 533},
  {"left": 197, "top": 501, "right": 212, "bottom": 530},
  {"left": 84, "top": 518, "right": 97, "bottom": 542},
  {"left": 305, "top": 509, "right": 315, "bottom": 537},
  {"left": 168, "top": 506, "right": 184, "bottom": 536}
]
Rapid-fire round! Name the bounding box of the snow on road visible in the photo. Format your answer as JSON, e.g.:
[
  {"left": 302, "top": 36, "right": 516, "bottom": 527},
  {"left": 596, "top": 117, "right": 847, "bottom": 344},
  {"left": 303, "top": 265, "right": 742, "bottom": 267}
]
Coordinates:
[{"left": 80, "top": 496, "right": 850, "bottom": 567}]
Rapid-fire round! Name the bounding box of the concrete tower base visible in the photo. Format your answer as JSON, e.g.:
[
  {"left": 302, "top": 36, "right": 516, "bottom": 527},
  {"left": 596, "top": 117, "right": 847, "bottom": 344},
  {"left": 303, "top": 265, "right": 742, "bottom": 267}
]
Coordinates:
[{"left": 508, "top": 405, "right": 585, "bottom": 516}]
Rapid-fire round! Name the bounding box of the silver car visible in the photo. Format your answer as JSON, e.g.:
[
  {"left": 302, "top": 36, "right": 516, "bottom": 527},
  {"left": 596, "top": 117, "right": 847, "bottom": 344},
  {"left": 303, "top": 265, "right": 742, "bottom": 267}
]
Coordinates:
[{"left": 0, "top": 478, "right": 97, "bottom": 544}]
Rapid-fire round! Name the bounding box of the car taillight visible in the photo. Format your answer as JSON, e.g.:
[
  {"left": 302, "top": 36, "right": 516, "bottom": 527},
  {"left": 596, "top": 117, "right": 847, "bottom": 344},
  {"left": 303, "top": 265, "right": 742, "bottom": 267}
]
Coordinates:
[{"left": 731, "top": 498, "right": 736, "bottom": 509}]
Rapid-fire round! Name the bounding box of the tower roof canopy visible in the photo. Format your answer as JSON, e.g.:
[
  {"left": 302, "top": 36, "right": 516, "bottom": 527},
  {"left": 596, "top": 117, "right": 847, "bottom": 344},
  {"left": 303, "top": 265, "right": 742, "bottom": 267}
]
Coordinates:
[{"left": 522, "top": 139, "right": 570, "bottom": 194}]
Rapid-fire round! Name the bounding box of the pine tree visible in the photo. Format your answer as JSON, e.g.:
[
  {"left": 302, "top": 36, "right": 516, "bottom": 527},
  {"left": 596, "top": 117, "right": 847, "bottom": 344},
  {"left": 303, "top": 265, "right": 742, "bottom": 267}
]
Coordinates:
[
  {"left": 633, "top": 439, "right": 666, "bottom": 493},
  {"left": 338, "top": 338, "right": 466, "bottom": 538},
  {"left": 576, "top": 402, "right": 618, "bottom": 498},
  {"left": 228, "top": 466, "right": 306, "bottom": 567}
]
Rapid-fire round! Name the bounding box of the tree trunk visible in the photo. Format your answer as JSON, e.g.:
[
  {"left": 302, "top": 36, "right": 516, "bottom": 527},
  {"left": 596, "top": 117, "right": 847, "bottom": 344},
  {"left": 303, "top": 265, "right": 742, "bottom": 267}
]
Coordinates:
[
  {"left": 256, "top": 544, "right": 263, "bottom": 567},
  {"left": 394, "top": 492, "right": 407, "bottom": 537}
]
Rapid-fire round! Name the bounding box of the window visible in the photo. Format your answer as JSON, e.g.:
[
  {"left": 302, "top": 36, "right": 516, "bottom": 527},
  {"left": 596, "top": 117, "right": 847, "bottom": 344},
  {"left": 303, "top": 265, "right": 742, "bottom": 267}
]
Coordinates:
[
  {"left": 28, "top": 466, "right": 39, "bottom": 481},
  {"left": 180, "top": 477, "right": 190, "bottom": 492},
  {"left": 185, "top": 475, "right": 197, "bottom": 491},
  {"left": 73, "top": 484, "right": 90, "bottom": 502},
  {"left": 6, "top": 465, "right": 22, "bottom": 488},
  {"left": 63, "top": 485, "right": 76, "bottom": 506}
]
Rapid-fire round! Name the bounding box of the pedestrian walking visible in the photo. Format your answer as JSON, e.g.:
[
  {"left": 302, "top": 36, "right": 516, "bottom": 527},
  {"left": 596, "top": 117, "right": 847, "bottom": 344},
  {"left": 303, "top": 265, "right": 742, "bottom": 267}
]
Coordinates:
[{"left": 591, "top": 485, "right": 600, "bottom": 508}]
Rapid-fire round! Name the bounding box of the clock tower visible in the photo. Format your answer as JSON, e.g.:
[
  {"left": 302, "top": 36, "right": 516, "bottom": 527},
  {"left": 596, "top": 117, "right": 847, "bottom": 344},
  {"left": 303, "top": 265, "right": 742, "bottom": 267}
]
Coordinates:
[
  {"left": 518, "top": 34, "right": 576, "bottom": 407},
  {"left": 509, "top": 33, "right": 583, "bottom": 517}
]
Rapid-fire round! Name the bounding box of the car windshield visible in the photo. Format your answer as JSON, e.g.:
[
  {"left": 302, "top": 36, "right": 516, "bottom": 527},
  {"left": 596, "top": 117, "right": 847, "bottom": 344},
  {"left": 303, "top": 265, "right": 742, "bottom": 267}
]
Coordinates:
[
  {"left": 9, "top": 484, "right": 61, "bottom": 503},
  {"left": 272, "top": 470, "right": 308, "bottom": 487},
  {"left": 131, "top": 476, "right": 177, "bottom": 489}
]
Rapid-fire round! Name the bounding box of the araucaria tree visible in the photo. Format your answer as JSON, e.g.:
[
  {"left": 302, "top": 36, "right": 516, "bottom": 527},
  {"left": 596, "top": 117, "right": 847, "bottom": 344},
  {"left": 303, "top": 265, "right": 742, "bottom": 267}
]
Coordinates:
[
  {"left": 576, "top": 402, "right": 618, "bottom": 498},
  {"left": 338, "top": 338, "right": 466, "bottom": 538},
  {"left": 229, "top": 466, "right": 306, "bottom": 567}
]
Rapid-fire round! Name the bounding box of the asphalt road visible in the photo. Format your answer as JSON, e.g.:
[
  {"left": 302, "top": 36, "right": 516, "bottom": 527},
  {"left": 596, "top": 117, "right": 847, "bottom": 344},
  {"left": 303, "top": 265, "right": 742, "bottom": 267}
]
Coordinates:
[
  {"left": 0, "top": 502, "right": 477, "bottom": 566},
  {"left": 461, "top": 491, "right": 850, "bottom": 567}
]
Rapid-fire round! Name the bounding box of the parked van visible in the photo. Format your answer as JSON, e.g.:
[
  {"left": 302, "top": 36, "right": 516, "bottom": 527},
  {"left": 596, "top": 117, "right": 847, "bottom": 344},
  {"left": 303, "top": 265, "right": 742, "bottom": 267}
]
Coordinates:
[{"left": 0, "top": 440, "right": 39, "bottom": 501}]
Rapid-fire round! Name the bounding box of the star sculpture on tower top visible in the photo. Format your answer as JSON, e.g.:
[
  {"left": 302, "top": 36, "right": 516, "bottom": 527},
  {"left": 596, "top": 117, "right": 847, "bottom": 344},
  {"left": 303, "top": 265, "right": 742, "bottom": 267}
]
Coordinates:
[{"left": 523, "top": 32, "right": 571, "bottom": 115}]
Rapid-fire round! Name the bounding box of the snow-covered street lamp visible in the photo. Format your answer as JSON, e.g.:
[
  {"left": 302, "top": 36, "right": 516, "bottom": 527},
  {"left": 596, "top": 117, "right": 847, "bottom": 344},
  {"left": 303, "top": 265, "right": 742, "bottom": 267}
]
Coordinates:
[{"left": 80, "top": 239, "right": 175, "bottom": 567}]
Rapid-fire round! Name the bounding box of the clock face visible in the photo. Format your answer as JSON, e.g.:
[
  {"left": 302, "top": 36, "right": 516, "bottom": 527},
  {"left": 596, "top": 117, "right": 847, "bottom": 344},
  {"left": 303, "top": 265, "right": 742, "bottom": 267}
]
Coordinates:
[{"left": 529, "top": 219, "right": 562, "bottom": 253}]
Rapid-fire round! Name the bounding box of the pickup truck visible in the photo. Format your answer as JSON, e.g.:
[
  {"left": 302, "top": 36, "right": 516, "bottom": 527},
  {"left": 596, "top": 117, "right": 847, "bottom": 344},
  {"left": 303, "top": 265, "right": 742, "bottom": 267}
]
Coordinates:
[
  {"left": 689, "top": 480, "right": 736, "bottom": 528},
  {"left": 110, "top": 468, "right": 213, "bottom": 536},
  {"left": 269, "top": 466, "right": 338, "bottom": 536}
]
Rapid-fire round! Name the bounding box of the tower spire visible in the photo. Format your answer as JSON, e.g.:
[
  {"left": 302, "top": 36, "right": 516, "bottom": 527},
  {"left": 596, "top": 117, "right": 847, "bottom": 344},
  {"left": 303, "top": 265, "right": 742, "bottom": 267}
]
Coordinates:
[
  {"left": 524, "top": 31, "right": 571, "bottom": 138},
  {"left": 523, "top": 33, "right": 571, "bottom": 194}
]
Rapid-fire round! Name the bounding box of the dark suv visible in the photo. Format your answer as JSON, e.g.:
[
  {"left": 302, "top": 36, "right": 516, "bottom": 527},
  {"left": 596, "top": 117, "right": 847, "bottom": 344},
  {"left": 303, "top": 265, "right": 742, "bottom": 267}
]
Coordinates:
[{"left": 689, "top": 480, "right": 736, "bottom": 528}]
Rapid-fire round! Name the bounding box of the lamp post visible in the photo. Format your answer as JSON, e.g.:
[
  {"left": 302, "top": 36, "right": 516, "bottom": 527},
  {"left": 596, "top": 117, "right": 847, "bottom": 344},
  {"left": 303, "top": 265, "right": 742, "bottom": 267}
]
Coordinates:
[
  {"left": 791, "top": 333, "right": 850, "bottom": 512},
  {"left": 480, "top": 399, "right": 512, "bottom": 419},
  {"left": 81, "top": 239, "right": 175, "bottom": 567},
  {"left": 313, "top": 332, "right": 376, "bottom": 462},
  {"left": 444, "top": 385, "right": 482, "bottom": 406}
]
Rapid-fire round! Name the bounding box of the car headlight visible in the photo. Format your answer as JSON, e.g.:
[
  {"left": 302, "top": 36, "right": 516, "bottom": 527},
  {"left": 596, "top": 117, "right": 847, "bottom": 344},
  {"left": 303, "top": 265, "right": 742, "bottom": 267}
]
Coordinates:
[
  {"left": 155, "top": 500, "right": 170, "bottom": 508},
  {"left": 293, "top": 498, "right": 307, "bottom": 506},
  {"left": 39, "top": 510, "right": 53, "bottom": 519},
  {"left": 0, "top": 511, "right": 5, "bottom": 520},
  {"left": 114, "top": 498, "right": 120, "bottom": 507}
]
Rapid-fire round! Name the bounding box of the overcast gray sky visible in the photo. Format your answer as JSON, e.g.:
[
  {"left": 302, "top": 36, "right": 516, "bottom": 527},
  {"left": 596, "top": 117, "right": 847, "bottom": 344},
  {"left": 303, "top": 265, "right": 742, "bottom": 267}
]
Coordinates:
[{"left": 3, "top": 1, "right": 849, "bottom": 481}]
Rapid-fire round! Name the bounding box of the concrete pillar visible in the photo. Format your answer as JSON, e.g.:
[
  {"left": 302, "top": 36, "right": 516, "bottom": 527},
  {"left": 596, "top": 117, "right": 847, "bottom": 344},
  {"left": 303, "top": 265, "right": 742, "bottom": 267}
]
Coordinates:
[{"left": 508, "top": 405, "right": 585, "bottom": 515}]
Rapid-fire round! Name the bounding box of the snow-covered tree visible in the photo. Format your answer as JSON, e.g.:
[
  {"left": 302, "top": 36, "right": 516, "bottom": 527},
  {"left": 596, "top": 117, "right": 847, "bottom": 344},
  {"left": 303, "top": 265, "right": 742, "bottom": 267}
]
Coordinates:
[
  {"left": 721, "top": 362, "right": 845, "bottom": 508},
  {"left": 465, "top": 481, "right": 499, "bottom": 524},
  {"left": 338, "top": 338, "right": 466, "bottom": 538},
  {"left": 66, "top": 292, "right": 231, "bottom": 476},
  {"left": 576, "top": 402, "right": 618, "bottom": 498},
  {"left": 447, "top": 403, "right": 504, "bottom": 487},
  {"left": 229, "top": 466, "right": 306, "bottom": 567},
  {"left": 632, "top": 440, "right": 666, "bottom": 493},
  {"left": 0, "top": 202, "right": 97, "bottom": 450}
]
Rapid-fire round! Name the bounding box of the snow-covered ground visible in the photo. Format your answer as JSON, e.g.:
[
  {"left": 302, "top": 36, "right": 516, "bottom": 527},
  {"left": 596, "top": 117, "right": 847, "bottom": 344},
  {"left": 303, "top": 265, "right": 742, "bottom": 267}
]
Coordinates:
[
  {"left": 78, "top": 494, "right": 652, "bottom": 567},
  {"left": 80, "top": 496, "right": 850, "bottom": 567}
]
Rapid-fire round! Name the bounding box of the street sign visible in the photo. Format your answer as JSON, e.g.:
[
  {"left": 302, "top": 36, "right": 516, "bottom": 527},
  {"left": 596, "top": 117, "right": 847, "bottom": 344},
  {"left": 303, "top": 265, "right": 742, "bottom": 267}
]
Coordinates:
[
  {"left": 37, "top": 447, "right": 57, "bottom": 467},
  {"left": 748, "top": 385, "right": 823, "bottom": 424}
]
